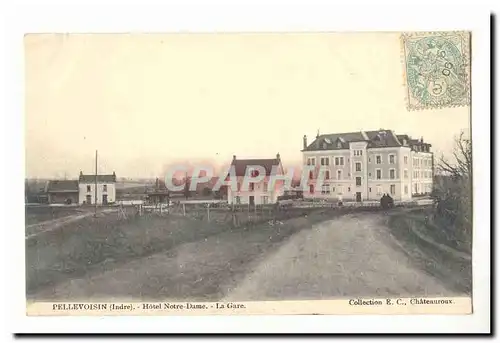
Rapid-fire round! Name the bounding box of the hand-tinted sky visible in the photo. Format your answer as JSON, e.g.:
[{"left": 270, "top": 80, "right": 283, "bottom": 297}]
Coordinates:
[{"left": 25, "top": 33, "right": 470, "bottom": 179}]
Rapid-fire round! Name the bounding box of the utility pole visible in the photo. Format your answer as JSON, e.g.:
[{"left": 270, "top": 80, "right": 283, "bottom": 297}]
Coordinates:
[{"left": 95, "top": 150, "right": 98, "bottom": 217}]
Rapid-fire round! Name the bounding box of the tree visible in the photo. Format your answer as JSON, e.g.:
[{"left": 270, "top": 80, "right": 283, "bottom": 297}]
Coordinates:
[
  {"left": 431, "top": 130, "right": 472, "bottom": 250},
  {"left": 436, "top": 131, "right": 472, "bottom": 179}
]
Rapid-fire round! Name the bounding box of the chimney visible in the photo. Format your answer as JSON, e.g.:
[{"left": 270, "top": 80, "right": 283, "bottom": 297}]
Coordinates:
[
  {"left": 233, "top": 155, "right": 236, "bottom": 161},
  {"left": 80, "top": 171, "right": 83, "bottom": 176},
  {"left": 276, "top": 153, "right": 281, "bottom": 162},
  {"left": 303, "top": 135, "right": 307, "bottom": 149},
  {"left": 420, "top": 136, "right": 424, "bottom": 143},
  {"left": 316, "top": 129, "right": 320, "bottom": 138}
]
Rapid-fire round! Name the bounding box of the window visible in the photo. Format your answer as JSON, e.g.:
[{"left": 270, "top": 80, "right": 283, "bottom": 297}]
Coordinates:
[
  {"left": 337, "top": 186, "right": 343, "bottom": 194},
  {"left": 235, "top": 196, "right": 241, "bottom": 204},
  {"left": 390, "top": 184, "right": 396, "bottom": 195},
  {"left": 307, "top": 157, "right": 316, "bottom": 166},
  {"left": 261, "top": 196, "right": 269, "bottom": 204},
  {"left": 337, "top": 170, "right": 342, "bottom": 180},
  {"left": 337, "top": 141, "right": 342, "bottom": 148},
  {"left": 332, "top": 187, "right": 336, "bottom": 193},
  {"left": 389, "top": 169, "right": 395, "bottom": 179},
  {"left": 334, "top": 157, "right": 344, "bottom": 166},
  {"left": 237, "top": 182, "right": 241, "bottom": 191},
  {"left": 355, "top": 162, "right": 361, "bottom": 172},
  {"left": 404, "top": 156, "right": 408, "bottom": 164},
  {"left": 309, "top": 171, "right": 314, "bottom": 179},
  {"left": 309, "top": 184, "right": 315, "bottom": 194},
  {"left": 376, "top": 169, "right": 382, "bottom": 180},
  {"left": 103, "top": 184, "right": 107, "bottom": 192},
  {"left": 320, "top": 157, "right": 329, "bottom": 166},
  {"left": 249, "top": 183, "right": 254, "bottom": 191},
  {"left": 376, "top": 155, "right": 382, "bottom": 164},
  {"left": 325, "top": 170, "right": 330, "bottom": 179},
  {"left": 404, "top": 185, "right": 408, "bottom": 194},
  {"left": 389, "top": 155, "right": 395, "bottom": 164},
  {"left": 354, "top": 150, "right": 363, "bottom": 156},
  {"left": 347, "top": 187, "right": 351, "bottom": 192},
  {"left": 263, "top": 182, "right": 268, "bottom": 192},
  {"left": 376, "top": 186, "right": 382, "bottom": 195},
  {"left": 369, "top": 187, "right": 372, "bottom": 192},
  {"left": 404, "top": 169, "right": 408, "bottom": 179},
  {"left": 355, "top": 177, "right": 362, "bottom": 186},
  {"left": 321, "top": 185, "right": 330, "bottom": 194},
  {"left": 87, "top": 185, "right": 91, "bottom": 192},
  {"left": 250, "top": 169, "right": 260, "bottom": 178}
]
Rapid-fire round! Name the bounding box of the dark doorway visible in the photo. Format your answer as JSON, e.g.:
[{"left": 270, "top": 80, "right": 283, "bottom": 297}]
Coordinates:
[
  {"left": 249, "top": 196, "right": 254, "bottom": 206},
  {"left": 86, "top": 194, "right": 92, "bottom": 204},
  {"left": 102, "top": 194, "right": 108, "bottom": 205},
  {"left": 356, "top": 192, "right": 362, "bottom": 202}
]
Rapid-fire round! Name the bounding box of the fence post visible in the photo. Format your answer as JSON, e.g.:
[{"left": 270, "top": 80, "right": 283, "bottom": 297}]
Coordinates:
[
  {"left": 207, "top": 204, "right": 210, "bottom": 222},
  {"left": 183, "top": 203, "right": 186, "bottom": 216}
]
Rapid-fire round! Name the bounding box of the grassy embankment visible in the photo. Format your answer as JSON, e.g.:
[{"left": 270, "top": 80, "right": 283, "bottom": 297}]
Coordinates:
[{"left": 388, "top": 208, "right": 472, "bottom": 295}]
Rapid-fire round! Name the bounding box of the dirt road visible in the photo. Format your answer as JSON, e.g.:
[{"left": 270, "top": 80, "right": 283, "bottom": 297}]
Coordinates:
[
  {"left": 225, "top": 213, "right": 463, "bottom": 301},
  {"left": 31, "top": 212, "right": 465, "bottom": 301}
]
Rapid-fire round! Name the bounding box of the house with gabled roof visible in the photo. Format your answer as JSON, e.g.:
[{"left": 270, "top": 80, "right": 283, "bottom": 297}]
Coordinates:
[
  {"left": 302, "top": 129, "right": 433, "bottom": 202},
  {"left": 226, "top": 153, "right": 285, "bottom": 205},
  {"left": 46, "top": 180, "right": 79, "bottom": 204},
  {"left": 78, "top": 171, "right": 117, "bottom": 205}
]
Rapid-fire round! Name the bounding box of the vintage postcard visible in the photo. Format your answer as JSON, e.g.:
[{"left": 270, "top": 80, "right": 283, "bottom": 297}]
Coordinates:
[{"left": 24, "top": 31, "right": 474, "bottom": 318}]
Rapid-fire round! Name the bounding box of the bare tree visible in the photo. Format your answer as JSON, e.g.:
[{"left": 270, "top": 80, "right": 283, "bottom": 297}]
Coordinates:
[
  {"left": 432, "top": 130, "right": 472, "bottom": 251},
  {"left": 437, "top": 130, "right": 472, "bottom": 179}
]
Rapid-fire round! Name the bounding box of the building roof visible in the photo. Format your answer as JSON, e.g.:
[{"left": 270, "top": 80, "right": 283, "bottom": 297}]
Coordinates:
[
  {"left": 79, "top": 171, "right": 116, "bottom": 183},
  {"left": 46, "top": 180, "right": 79, "bottom": 193},
  {"left": 304, "top": 129, "right": 431, "bottom": 151},
  {"left": 230, "top": 154, "right": 282, "bottom": 176}
]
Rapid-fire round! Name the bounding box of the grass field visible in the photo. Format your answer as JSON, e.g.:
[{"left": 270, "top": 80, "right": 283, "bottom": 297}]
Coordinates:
[
  {"left": 25, "top": 206, "right": 88, "bottom": 226},
  {"left": 26, "top": 205, "right": 389, "bottom": 299},
  {"left": 387, "top": 210, "right": 472, "bottom": 295}
]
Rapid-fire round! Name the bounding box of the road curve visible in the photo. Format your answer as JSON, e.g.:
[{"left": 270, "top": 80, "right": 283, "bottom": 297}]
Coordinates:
[{"left": 224, "top": 213, "right": 459, "bottom": 301}]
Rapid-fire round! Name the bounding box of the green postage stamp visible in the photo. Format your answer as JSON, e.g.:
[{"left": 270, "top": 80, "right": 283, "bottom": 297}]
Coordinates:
[{"left": 401, "top": 31, "right": 471, "bottom": 111}]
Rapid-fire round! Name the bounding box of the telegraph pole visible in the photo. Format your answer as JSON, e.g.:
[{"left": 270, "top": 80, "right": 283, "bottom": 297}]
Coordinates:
[{"left": 94, "top": 150, "right": 98, "bottom": 217}]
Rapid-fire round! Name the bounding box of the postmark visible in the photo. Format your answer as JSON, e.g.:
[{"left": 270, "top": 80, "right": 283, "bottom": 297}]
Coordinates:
[{"left": 401, "top": 31, "right": 471, "bottom": 111}]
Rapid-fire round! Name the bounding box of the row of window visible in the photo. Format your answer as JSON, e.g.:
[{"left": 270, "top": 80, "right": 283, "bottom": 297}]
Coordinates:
[
  {"left": 310, "top": 169, "right": 399, "bottom": 180},
  {"left": 307, "top": 154, "right": 406, "bottom": 166},
  {"left": 234, "top": 182, "right": 269, "bottom": 192},
  {"left": 316, "top": 184, "right": 401, "bottom": 196},
  {"left": 233, "top": 195, "right": 269, "bottom": 204},
  {"left": 413, "top": 170, "right": 433, "bottom": 179},
  {"left": 413, "top": 157, "right": 433, "bottom": 168},
  {"left": 86, "top": 185, "right": 108, "bottom": 192}
]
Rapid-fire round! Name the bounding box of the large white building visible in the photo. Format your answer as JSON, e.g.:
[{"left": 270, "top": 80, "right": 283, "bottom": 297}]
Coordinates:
[
  {"left": 301, "top": 129, "right": 433, "bottom": 202},
  {"left": 78, "top": 171, "right": 117, "bottom": 205},
  {"left": 226, "top": 154, "right": 285, "bottom": 205}
]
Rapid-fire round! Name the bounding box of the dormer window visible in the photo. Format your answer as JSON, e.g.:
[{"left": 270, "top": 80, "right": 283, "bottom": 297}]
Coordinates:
[
  {"left": 337, "top": 141, "right": 342, "bottom": 148},
  {"left": 322, "top": 142, "right": 328, "bottom": 149}
]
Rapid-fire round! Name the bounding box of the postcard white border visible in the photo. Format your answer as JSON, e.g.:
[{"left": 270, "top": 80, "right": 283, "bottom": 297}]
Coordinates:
[{"left": 2, "top": 0, "right": 491, "bottom": 334}]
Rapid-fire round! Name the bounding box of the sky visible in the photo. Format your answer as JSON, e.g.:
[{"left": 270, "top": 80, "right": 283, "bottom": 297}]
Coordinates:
[{"left": 25, "top": 33, "right": 470, "bottom": 179}]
